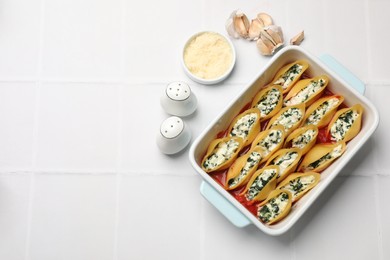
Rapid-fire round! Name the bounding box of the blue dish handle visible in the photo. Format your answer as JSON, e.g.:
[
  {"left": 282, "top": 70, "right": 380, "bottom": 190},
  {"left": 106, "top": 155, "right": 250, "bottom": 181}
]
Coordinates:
[
  {"left": 200, "top": 181, "right": 251, "bottom": 227},
  {"left": 319, "top": 54, "right": 365, "bottom": 95},
  {"left": 200, "top": 54, "right": 365, "bottom": 228}
]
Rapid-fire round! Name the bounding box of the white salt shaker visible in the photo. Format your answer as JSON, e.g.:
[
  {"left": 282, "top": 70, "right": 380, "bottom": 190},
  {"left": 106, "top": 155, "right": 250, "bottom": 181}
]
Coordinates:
[
  {"left": 160, "top": 81, "right": 197, "bottom": 117},
  {"left": 156, "top": 116, "right": 191, "bottom": 155}
]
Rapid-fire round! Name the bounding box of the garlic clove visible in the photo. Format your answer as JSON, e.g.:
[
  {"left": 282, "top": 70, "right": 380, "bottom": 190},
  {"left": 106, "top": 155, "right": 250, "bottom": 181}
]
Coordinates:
[
  {"left": 264, "top": 25, "right": 284, "bottom": 44},
  {"left": 257, "top": 25, "right": 284, "bottom": 56},
  {"left": 256, "top": 37, "right": 273, "bottom": 56},
  {"left": 225, "top": 10, "right": 240, "bottom": 39},
  {"left": 257, "top": 13, "right": 273, "bottom": 27},
  {"left": 259, "top": 30, "right": 277, "bottom": 49},
  {"left": 248, "top": 19, "right": 263, "bottom": 40},
  {"left": 233, "top": 11, "right": 250, "bottom": 38},
  {"left": 290, "top": 30, "right": 305, "bottom": 45}
]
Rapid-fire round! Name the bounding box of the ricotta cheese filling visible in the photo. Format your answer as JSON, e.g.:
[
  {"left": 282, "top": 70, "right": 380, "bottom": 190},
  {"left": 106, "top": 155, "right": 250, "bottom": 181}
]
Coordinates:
[
  {"left": 230, "top": 113, "right": 258, "bottom": 140},
  {"left": 330, "top": 110, "right": 359, "bottom": 141},
  {"left": 270, "top": 107, "right": 302, "bottom": 131},
  {"left": 306, "top": 144, "right": 343, "bottom": 170},
  {"left": 291, "top": 129, "right": 317, "bottom": 149},
  {"left": 255, "top": 88, "right": 281, "bottom": 118},
  {"left": 271, "top": 152, "right": 299, "bottom": 176},
  {"left": 280, "top": 175, "right": 316, "bottom": 199},
  {"left": 273, "top": 64, "right": 303, "bottom": 90},
  {"left": 258, "top": 192, "right": 289, "bottom": 223},
  {"left": 255, "top": 130, "right": 283, "bottom": 156},
  {"left": 284, "top": 78, "right": 326, "bottom": 106},
  {"left": 202, "top": 139, "right": 240, "bottom": 171},
  {"left": 228, "top": 151, "right": 262, "bottom": 188},
  {"left": 245, "top": 168, "right": 277, "bottom": 201},
  {"left": 304, "top": 97, "right": 340, "bottom": 126}
]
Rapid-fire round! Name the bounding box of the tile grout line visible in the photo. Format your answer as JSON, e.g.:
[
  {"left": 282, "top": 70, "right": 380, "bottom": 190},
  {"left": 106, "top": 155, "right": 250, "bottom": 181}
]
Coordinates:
[
  {"left": 2, "top": 77, "right": 390, "bottom": 87},
  {"left": 24, "top": 0, "right": 46, "bottom": 258},
  {"left": 373, "top": 175, "right": 384, "bottom": 260},
  {"left": 113, "top": 0, "right": 127, "bottom": 258}
]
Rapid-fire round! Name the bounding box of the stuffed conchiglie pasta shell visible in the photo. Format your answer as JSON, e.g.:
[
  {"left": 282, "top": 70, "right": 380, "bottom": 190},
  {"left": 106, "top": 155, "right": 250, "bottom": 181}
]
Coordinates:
[
  {"left": 284, "top": 125, "right": 318, "bottom": 155},
  {"left": 225, "top": 147, "right": 263, "bottom": 190},
  {"left": 283, "top": 75, "right": 329, "bottom": 107},
  {"left": 240, "top": 165, "right": 279, "bottom": 203},
  {"left": 227, "top": 108, "right": 261, "bottom": 147},
  {"left": 264, "top": 148, "right": 303, "bottom": 183},
  {"left": 257, "top": 189, "right": 293, "bottom": 225},
  {"left": 302, "top": 95, "right": 344, "bottom": 128},
  {"left": 251, "top": 85, "right": 283, "bottom": 121},
  {"left": 298, "top": 142, "right": 346, "bottom": 172},
  {"left": 201, "top": 136, "right": 244, "bottom": 173},
  {"left": 250, "top": 125, "right": 286, "bottom": 162},
  {"left": 271, "top": 60, "right": 309, "bottom": 94},
  {"left": 277, "top": 172, "right": 320, "bottom": 203},
  {"left": 266, "top": 103, "right": 305, "bottom": 136},
  {"left": 327, "top": 104, "right": 364, "bottom": 142}
]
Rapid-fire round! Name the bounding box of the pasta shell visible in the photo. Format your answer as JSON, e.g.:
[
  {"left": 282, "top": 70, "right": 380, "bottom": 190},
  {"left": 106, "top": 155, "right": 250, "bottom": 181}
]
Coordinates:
[
  {"left": 250, "top": 125, "right": 286, "bottom": 161},
  {"left": 277, "top": 172, "right": 320, "bottom": 203},
  {"left": 251, "top": 85, "right": 283, "bottom": 120},
  {"left": 284, "top": 125, "right": 318, "bottom": 155},
  {"left": 283, "top": 75, "right": 329, "bottom": 107},
  {"left": 201, "top": 136, "right": 244, "bottom": 173},
  {"left": 327, "top": 104, "right": 364, "bottom": 142},
  {"left": 240, "top": 165, "right": 279, "bottom": 203},
  {"left": 271, "top": 60, "right": 309, "bottom": 94},
  {"left": 225, "top": 147, "right": 263, "bottom": 190},
  {"left": 298, "top": 142, "right": 346, "bottom": 172},
  {"left": 302, "top": 95, "right": 344, "bottom": 128},
  {"left": 257, "top": 189, "right": 293, "bottom": 224},
  {"left": 264, "top": 148, "right": 303, "bottom": 183},
  {"left": 227, "top": 108, "right": 261, "bottom": 147},
  {"left": 266, "top": 103, "right": 305, "bottom": 136}
]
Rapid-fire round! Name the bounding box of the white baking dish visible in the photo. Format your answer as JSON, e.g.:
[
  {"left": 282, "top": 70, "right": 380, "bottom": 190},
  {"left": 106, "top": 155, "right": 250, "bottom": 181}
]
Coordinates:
[{"left": 188, "top": 46, "right": 379, "bottom": 236}]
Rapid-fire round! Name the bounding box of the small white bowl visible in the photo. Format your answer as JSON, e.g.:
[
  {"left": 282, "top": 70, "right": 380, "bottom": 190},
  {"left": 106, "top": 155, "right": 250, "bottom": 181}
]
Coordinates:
[
  {"left": 160, "top": 81, "right": 197, "bottom": 117},
  {"left": 156, "top": 116, "right": 191, "bottom": 155},
  {"left": 182, "top": 31, "right": 236, "bottom": 85}
]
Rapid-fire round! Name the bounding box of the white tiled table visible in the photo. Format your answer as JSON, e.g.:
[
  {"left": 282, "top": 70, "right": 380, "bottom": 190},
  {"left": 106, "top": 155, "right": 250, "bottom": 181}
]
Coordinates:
[{"left": 0, "top": 0, "right": 388, "bottom": 259}]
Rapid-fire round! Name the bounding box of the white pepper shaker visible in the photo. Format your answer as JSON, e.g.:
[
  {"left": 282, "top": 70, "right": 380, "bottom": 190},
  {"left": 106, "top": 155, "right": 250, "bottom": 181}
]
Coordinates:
[
  {"left": 160, "top": 81, "right": 197, "bottom": 117},
  {"left": 156, "top": 116, "right": 191, "bottom": 155}
]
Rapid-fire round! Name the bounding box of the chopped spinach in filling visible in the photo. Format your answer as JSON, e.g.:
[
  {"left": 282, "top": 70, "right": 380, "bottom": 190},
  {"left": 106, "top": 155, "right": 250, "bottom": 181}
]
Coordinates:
[
  {"left": 230, "top": 113, "right": 258, "bottom": 140},
  {"left": 291, "top": 129, "right": 316, "bottom": 149},
  {"left": 284, "top": 78, "right": 326, "bottom": 106},
  {"left": 228, "top": 151, "right": 262, "bottom": 188},
  {"left": 202, "top": 140, "right": 240, "bottom": 171},
  {"left": 306, "top": 144, "right": 343, "bottom": 170},
  {"left": 281, "top": 175, "right": 316, "bottom": 198},
  {"left": 330, "top": 110, "right": 359, "bottom": 141},
  {"left": 255, "top": 88, "right": 281, "bottom": 118},
  {"left": 270, "top": 151, "right": 299, "bottom": 176},
  {"left": 256, "top": 130, "right": 283, "bottom": 156},
  {"left": 304, "top": 97, "right": 339, "bottom": 126},
  {"left": 271, "top": 108, "right": 302, "bottom": 131},
  {"left": 273, "top": 64, "right": 303, "bottom": 89},
  {"left": 258, "top": 192, "right": 289, "bottom": 223},
  {"left": 245, "top": 169, "right": 277, "bottom": 201}
]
